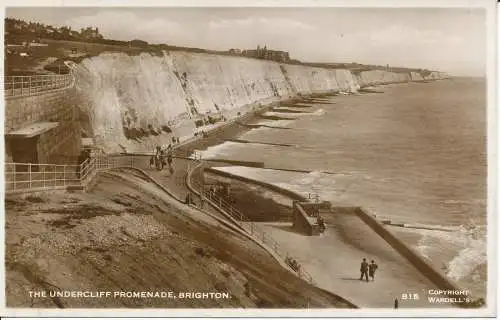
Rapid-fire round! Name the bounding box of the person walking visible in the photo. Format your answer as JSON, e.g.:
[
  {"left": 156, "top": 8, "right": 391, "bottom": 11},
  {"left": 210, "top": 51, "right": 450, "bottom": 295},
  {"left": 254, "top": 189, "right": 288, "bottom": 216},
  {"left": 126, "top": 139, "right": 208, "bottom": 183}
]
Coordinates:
[
  {"left": 160, "top": 146, "right": 167, "bottom": 167},
  {"left": 166, "top": 145, "right": 174, "bottom": 173},
  {"left": 200, "top": 192, "right": 205, "bottom": 209},
  {"left": 369, "top": 260, "right": 378, "bottom": 281},
  {"left": 185, "top": 192, "right": 192, "bottom": 206},
  {"left": 360, "top": 258, "right": 369, "bottom": 282}
]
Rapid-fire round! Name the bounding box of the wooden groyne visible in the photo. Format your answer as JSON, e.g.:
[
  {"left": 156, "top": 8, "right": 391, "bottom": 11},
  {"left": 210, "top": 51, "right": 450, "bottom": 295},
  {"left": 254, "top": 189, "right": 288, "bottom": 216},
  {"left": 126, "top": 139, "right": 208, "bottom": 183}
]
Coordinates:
[{"left": 225, "top": 138, "right": 294, "bottom": 147}]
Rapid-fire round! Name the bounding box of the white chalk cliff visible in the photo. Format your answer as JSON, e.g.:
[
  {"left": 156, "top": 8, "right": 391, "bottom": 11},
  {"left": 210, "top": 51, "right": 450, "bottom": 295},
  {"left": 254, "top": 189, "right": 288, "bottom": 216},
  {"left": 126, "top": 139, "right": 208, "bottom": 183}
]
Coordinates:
[{"left": 73, "top": 51, "right": 447, "bottom": 152}]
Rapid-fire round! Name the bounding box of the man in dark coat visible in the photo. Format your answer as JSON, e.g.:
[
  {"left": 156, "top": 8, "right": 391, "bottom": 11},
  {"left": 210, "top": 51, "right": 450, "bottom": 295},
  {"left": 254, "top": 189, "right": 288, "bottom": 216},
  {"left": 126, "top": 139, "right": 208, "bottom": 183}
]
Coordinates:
[
  {"left": 369, "top": 260, "right": 378, "bottom": 281},
  {"left": 360, "top": 258, "right": 369, "bottom": 282}
]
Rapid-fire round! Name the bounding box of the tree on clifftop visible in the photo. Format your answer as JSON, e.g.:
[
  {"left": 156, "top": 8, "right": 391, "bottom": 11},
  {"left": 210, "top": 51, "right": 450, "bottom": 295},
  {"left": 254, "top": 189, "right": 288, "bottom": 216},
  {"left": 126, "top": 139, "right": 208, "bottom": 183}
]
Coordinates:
[{"left": 129, "top": 39, "right": 149, "bottom": 48}]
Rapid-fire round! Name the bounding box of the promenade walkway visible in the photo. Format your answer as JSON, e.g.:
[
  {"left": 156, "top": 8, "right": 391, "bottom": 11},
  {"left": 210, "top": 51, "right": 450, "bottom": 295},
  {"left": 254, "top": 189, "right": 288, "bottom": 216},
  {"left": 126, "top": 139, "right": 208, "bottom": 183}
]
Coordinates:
[
  {"left": 257, "top": 219, "right": 450, "bottom": 308},
  {"left": 138, "top": 155, "right": 452, "bottom": 308}
]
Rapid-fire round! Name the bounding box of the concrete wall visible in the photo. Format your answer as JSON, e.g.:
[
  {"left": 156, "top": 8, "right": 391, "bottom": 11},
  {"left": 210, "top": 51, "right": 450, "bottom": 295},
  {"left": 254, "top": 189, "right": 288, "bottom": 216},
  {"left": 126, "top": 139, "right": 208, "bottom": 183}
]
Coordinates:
[
  {"left": 36, "top": 122, "right": 81, "bottom": 164},
  {"left": 353, "top": 207, "right": 468, "bottom": 304},
  {"left": 5, "top": 87, "right": 79, "bottom": 133},
  {"left": 4, "top": 86, "right": 81, "bottom": 164},
  {"left": 204, "top": 167, "right": 307, "bottom": 201},
  {"left": 292, "top": 201, "right": 321, "bottom": 236}
]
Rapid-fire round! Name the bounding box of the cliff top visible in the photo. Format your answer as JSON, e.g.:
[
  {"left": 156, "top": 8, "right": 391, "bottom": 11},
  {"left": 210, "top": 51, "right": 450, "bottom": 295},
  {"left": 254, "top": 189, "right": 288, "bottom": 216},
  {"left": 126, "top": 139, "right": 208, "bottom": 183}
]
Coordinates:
[{"left": 5, "top": 21, "right": 436, "bottom": 77}]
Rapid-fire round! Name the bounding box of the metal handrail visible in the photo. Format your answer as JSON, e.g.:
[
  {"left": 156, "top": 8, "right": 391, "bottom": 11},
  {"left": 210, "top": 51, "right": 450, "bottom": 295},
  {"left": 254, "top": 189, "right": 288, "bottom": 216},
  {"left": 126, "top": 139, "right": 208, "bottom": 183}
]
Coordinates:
[
  {"left": 188, "top": 159, "right": 315, "bottom": 286},
  {"left": 3, "top": 73, "right": 74, "bottom": 97}
]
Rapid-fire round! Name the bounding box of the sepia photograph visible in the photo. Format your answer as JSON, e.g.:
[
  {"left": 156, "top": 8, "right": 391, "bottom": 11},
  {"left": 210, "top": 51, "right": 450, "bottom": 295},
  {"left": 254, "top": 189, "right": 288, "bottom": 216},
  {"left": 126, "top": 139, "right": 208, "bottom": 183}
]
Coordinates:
[{"left": 1, "top": 0, "right": 496, "bottom": 317}]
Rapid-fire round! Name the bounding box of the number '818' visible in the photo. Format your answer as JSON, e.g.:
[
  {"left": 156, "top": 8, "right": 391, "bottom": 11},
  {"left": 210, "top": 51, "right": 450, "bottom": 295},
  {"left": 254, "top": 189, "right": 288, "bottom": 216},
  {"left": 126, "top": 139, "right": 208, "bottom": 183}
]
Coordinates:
[{"left": 401, "top": 293, "right": 419, "bottom": 300}]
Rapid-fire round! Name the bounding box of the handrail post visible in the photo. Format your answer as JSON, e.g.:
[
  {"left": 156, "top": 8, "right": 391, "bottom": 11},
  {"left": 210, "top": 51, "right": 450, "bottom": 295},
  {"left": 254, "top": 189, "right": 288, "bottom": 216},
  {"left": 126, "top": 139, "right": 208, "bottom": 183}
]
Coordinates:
[
  {"left": 13, "top": 164, "right": 16, "bottom": 190},
  {"left": 29, "top": 163, "right": 32, "bottom": 189},
  {"left": 63, "top": 165, "right": 66, "bottom": 186}
]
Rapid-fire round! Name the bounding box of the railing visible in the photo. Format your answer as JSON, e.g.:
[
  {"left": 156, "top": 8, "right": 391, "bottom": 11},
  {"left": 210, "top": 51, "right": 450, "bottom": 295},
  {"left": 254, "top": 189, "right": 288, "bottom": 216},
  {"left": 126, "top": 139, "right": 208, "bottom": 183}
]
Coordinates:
[
  {"left": 5, "top": 162, "right": 82, "bottom": 191},
  {"left": 188, "top": 161, "right": 315, "bottom": 285},
  {"left": 4, "top": 153, "right": 141, "bottom": 193},
  {"left": 3, "top": 74, "right": 74, "bottom": 97}
]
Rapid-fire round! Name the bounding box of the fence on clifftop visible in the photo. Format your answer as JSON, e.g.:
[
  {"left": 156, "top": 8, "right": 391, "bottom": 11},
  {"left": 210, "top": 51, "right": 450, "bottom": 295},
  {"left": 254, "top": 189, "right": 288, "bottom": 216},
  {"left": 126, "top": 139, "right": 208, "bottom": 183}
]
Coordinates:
[{"left": 3, "top": 74, "right": 74, "bottom": 98}]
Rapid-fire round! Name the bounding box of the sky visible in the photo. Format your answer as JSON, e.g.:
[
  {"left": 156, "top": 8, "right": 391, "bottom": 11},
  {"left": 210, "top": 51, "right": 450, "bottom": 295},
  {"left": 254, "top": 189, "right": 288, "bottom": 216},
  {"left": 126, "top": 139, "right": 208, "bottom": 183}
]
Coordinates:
[{"left": 6, "top": 7, "right": 488, "bottom": 76}]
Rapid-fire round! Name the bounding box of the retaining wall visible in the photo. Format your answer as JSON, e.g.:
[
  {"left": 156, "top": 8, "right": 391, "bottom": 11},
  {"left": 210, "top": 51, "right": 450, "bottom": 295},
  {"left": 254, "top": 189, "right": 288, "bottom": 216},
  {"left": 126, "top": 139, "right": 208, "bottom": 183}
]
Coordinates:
[
  {"left": 5, "top": 86, "right": 79, "bottom": 132},
  {"left": 292, "top": 201, "right": 321, "bottom": 236},
  {"left": 4, "top": 86, "right": 81, "bottom": 164},
  {"left": 353, "top": 207, "right": 467, "bottom": 304}
]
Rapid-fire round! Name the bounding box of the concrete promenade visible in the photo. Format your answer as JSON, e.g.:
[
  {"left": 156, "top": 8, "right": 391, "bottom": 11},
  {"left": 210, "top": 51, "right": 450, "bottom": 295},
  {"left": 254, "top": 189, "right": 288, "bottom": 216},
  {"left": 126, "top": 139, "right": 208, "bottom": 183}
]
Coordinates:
[
  {"left": 257, "top": 218, "right": 451, "bottom": 309},
  {"left": 136, "top": 154, "right": 452, "bottom": 308}
]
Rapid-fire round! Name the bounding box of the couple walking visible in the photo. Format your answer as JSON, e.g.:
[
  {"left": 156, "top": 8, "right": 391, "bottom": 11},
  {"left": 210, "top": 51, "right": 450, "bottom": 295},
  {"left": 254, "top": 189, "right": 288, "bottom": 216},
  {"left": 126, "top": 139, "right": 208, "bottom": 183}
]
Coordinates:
[{"left": 360, "top": 258, "right": 378, "bottom": 282}]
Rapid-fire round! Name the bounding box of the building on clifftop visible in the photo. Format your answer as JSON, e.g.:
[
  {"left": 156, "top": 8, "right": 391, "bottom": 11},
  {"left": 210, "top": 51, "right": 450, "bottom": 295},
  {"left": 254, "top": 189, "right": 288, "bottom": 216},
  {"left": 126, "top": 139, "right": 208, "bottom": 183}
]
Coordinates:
[
  {"left": 80, "top": 26, "right": 103, "bottom": 40},
  {"left": 240, "top": 45, "right": 291, "bottom": 63}
]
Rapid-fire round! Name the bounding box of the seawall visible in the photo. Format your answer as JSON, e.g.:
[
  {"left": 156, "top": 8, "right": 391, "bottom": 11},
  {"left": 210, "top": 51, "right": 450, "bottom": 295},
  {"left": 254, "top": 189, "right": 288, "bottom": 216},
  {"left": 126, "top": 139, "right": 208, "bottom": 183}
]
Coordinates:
[
  {"left": 352, "top": 207, "right": 468, "bottom": 304},
  {"left": 72, "top": 51, "right": 447, "bottom": 153}
]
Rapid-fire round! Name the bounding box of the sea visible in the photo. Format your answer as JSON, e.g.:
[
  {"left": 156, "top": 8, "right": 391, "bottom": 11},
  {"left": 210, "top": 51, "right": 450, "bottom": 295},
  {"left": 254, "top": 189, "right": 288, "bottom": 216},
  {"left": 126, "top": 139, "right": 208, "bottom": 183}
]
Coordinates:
[{"left": 197, "top": 78, "right": 488, "bottom": 298}]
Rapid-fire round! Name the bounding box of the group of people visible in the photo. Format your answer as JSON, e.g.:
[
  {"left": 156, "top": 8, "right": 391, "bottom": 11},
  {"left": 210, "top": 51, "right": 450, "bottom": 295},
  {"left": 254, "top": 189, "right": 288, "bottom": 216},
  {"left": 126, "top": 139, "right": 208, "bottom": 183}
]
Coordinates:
[
  {"left": 152, "top": 144, "right": 174, "bottom": 173},
  {"left": 171, "top": 136, "right": 180, "bottom": 145},
  {"left": 194, "top": 130, "right": 208, "bottom": 138},
  {"left": 285, "top": 256, "right": 301, "bottom": 273},
  {"left": 359, "top": 258, "right": 378, "bottom": 282}
]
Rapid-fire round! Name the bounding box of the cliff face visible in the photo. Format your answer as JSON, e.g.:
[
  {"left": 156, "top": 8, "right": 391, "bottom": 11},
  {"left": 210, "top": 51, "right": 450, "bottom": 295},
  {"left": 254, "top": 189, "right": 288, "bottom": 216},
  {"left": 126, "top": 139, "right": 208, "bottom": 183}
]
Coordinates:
[
  {"left": 355, "top": 70, "right": 411, "bottom": 87},
  {"left": 410, "top": 72, "right": 424, "bottom": 81},
  {"left": 73, "top": 51, "right": 446, "bottom": 152}
]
